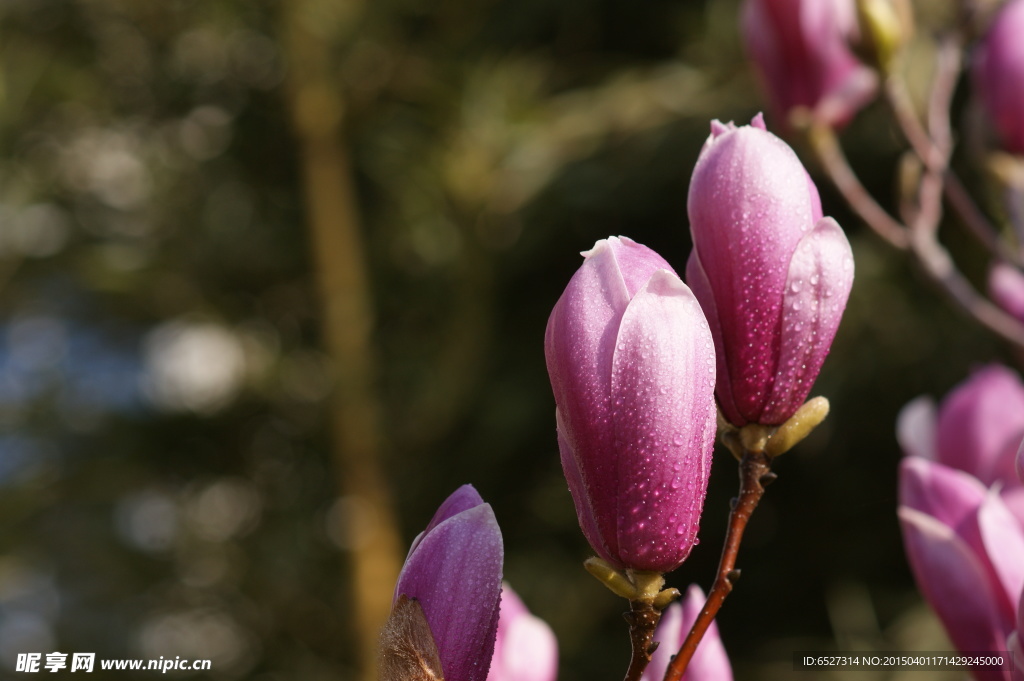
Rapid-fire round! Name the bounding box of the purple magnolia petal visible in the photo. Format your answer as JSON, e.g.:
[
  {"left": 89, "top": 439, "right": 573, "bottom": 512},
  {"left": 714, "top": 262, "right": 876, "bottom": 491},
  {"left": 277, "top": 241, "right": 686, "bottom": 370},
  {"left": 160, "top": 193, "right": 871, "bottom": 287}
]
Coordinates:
[
  {"left": 556, "top": 409, "right": 613, "bottom": 563},
  {"left": 899, "top": 507, "right": 1010, "bottom": 678},
  {"left": 405, "top": 485, "right": 487, "bottom": 559},
  {"left": 973, "top": 0, "right": 1024, "bottom": 154},
  {"left": 643, "top": 585, "right": 732, "bottom": 681},
  {"left": 394, "top": 486, "right": 503, "bottom": 681},
  {"left": 592, "top": 236, "right": 676, "bottom": 298},
  {"left": 896, "top": 396, "right": 938, "bottom": 461},
  {"left": 935, "top": 365, "right": 1024, "bottom": 486},
  {"left": 761, "top": 217, "right": 853, "bottom": 423},
  {"left": 608, "top": 270, "right": 716, "bottom": 572},
  {"left": 1003, "top": 486, "right": 1024, "bottom": 530},
  {"left": 806, "top": 169, "right": 824, "bottom": 224},
  {"left": 485, "top": 585, "right": 558, "bottom": 681},
  {"left": 974, "top": 490, "right": 1024, "bottom": 625},
  {"left": 685, "top": 250, "right": 740, "bottom": 427},
  {"left": 545, "top": 239, "right": 633, "bottom": 484},
  {"left": 898, "top": 457, "right": 988, "bottom": 533}
]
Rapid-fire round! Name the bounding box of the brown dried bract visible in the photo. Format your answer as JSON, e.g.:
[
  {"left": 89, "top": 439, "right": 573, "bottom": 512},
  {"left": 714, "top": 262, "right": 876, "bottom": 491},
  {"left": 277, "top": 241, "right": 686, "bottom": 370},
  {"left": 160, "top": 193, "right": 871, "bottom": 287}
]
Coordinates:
[{"left": 379, "top": 595, "right": 445, "bottom": 681}]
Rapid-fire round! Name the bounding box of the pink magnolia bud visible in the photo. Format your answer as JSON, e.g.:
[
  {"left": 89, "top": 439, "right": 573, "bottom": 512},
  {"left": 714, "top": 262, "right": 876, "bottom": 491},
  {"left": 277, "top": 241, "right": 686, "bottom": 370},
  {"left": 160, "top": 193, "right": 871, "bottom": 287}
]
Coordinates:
[
  {"left": 741, "top": 0, "right": 878, "bottom": 128},
  {"left": 899, "top": 458, "right": 1024, "bottom": 680},
  {"left": 973, "top": 0, "right": 1024, "bottom": 155},
  {"left": 642, "top": 585, "right": 733, "bottom": 681},
  {"left": 545, "top": 236, "right": 717, "bottom": 573},
  {"left": 687, "top": 116, "right": 854, "bottom": 427},
  {"left": 990, "top": 263, "right": 1024, "bottom": 323},
  {"left": 897, "top": 365, "right": 1024, "bottom": 528},
  {"left": 389, "top": 485, "right": 503, "bottom": 681},
  {"left": 485, "top": 585, "right": 558, "bottom": 681}
]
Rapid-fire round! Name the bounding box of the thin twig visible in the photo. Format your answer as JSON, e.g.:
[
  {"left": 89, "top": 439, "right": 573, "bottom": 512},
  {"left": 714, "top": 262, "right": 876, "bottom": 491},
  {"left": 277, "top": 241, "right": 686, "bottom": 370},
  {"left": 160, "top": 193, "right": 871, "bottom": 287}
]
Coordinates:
[
  {"left": 809, "top": 125, "right": 909, "bottom": 249},
  {"left": 886, "top": 42, "right": 1019, "bottom": 263},
  {"left": 904, "top": 37, "right": 958, "bottom": 241},
  {"left": 909, "top": 231, "right": 1024, "bottom": 346},
  {"left": 925, "top": 36, "right": 959, "bottom": 160},
  {"left": 886, "top": 77, "right": 943, "bottom": 170},
  {"left": 662, "top": 449, "right": 774, "bottom": 681},
  {"left": 812, "top": 123, "right": 1024, "bottom": 349},
  {"left": 624, "top": 600, "right": 662, "bottom": 681}
]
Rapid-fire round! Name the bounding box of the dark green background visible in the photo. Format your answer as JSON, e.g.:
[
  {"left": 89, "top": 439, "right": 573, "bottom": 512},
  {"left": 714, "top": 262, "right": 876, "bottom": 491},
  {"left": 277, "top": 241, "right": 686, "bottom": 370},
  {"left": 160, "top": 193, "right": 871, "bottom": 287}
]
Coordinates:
[{"left": 0, "top": 0, "right": 1009, "bottom": 679}]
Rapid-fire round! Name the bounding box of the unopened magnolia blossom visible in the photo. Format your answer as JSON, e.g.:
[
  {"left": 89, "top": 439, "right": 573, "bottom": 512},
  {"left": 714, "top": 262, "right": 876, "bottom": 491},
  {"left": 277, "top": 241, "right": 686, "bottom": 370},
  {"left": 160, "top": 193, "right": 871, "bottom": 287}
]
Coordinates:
[
  {"left": 741, "top": 0, "right": 877, "bottom": 128},
  {"left": 687, "top": 115, "right": 854, "bottom": 427},
  {"left": 545, "top": 236, "right": 717, "bottom": 573},
  {"left": 382, "top": 485, "right": 503, "bottom": 681}
]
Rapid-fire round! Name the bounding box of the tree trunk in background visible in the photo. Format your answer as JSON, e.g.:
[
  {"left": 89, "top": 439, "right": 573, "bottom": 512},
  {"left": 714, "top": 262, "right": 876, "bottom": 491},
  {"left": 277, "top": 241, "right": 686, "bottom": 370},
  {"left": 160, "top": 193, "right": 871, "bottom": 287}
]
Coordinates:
[{"left": 282, "top": 3, "right": 402, "bottom": 679}]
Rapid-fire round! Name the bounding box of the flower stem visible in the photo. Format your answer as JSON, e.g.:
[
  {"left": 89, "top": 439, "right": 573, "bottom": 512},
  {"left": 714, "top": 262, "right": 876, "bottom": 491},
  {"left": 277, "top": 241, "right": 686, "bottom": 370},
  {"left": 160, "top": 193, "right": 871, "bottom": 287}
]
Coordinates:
[
  {"left": 624, "top": 598, "right": 662, "bottom": 681},
  {"left": 662, "top": 447, "right": 774, "bottom": 681}
]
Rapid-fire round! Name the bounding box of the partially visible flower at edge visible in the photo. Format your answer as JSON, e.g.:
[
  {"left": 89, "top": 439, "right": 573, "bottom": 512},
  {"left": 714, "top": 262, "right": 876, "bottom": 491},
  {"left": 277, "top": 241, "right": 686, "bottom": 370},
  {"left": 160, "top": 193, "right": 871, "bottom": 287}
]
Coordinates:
[
  {"left": 898, "top": 457, "right": 1024, "bottom": 681},
  {"left": 972, "top": 0, "right": 1024, "bottom": 155},
  {"left": 381, "top": 484, "right": 503, "bottom": 681},
  {"left": 740, "top": 0, "right": 878, "bottom": 129},
  {"left": 897, "top": 364, "right": 1024, "bottom": 528},
  {"left": 642, "top": 585, "right": 733, "bottom": 681},
  {"left": 486, "top": 584, "right": 558, "bottom": 681}
]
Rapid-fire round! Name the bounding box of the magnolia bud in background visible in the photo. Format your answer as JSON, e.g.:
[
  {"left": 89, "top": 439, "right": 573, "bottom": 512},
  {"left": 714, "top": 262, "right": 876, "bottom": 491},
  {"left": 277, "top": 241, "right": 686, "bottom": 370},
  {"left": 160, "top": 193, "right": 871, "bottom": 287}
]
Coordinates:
[
  {"left": 973, "top": 0, "right": 1024, "bottom": 155},
  {"left": 381, "top": 485, "right": 503, "bottom": 681},
  {"left": 740, "top": 0, "right": 878, "bottom": 129},
  {"left": 897, "top": 365, "right": 1024, "bottom": 528},
  {"left": 641, "top": 585, "right": 733, "bottom": 681},
  {"left": 852, "top": 0, "right": 912, "bottom": 73},
  {"left": 545, "top": 236, "right": 717, "bottom": 573},
  {"left": 898, "top": 457, "right": 1024, "bottom": 679},
  {"left": 485, "top": 585, "right": 558, "bottom": 681},
  {"left": 687, "top": 115, "right": 854, "bottom": 427},
  {"left": 990, "top": 262, "right": 1024, "bottom": 323}
]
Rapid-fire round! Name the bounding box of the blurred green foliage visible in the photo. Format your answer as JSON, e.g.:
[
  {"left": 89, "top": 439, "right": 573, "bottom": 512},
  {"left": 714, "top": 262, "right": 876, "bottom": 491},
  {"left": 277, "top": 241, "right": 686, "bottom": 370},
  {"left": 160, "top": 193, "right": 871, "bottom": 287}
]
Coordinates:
[{"left": 0, "top": 0, "right": 1014, "bottom": 679}]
